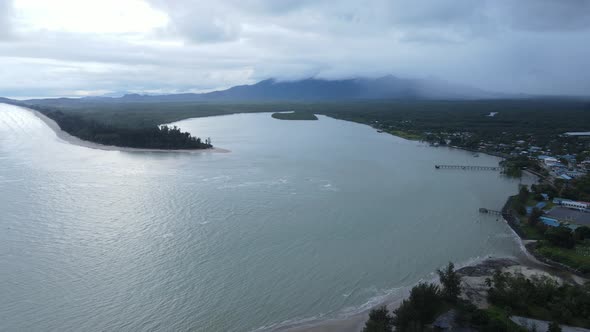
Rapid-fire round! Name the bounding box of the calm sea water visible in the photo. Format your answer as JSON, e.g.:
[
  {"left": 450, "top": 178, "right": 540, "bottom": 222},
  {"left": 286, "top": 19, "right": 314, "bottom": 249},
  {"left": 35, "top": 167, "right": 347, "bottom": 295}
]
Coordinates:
[{"left": 0, "top": 104, "right": 527, "bottom": 331}]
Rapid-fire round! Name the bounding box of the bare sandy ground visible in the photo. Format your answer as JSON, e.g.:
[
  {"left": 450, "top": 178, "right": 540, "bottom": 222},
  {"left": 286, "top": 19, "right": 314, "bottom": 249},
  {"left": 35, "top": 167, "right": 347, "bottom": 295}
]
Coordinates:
[
  {"left": 29, "top": 108, "right": 229, "bottom": 153},
  {"left": 280, "top": 255, "right": 587, "bottom": 332}
]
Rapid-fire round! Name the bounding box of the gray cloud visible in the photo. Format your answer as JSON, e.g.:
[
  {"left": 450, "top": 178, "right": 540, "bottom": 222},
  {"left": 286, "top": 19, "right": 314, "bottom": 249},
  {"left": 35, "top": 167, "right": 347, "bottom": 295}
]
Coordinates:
[
  {"left": 1, "top": 0, "right": 590, "bottom": 97},
  {"left": 500, "top": 0, "right": 590, "bottom": 31},
  {"left": 0, "top": 0, "right": 13, "bottom": 40}
]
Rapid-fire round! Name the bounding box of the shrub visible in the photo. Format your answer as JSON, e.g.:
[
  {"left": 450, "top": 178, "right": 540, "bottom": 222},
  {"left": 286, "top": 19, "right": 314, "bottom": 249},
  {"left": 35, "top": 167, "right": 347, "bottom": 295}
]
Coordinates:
[
  {"left": 545, "top": 227, "right": 575, "bottom": 249},
  {"left": 392, "top": 283, "right": 442, "bottom": 330},
  {"left": 362, "top": 305, "right": 394, "bottom": 332},
  {"left": 437, "top": 262, "right": 461, "bottom": 303}
]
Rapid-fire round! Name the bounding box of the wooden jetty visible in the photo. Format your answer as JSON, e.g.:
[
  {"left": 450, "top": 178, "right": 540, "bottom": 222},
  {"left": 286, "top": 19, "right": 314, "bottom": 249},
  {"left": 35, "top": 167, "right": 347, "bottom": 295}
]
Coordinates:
[
  {"left": 435, "top": 164, "right": 502, "bottom": 171},
  {"left": 479, "top": 208, "right": 502, "bottom": 216}
]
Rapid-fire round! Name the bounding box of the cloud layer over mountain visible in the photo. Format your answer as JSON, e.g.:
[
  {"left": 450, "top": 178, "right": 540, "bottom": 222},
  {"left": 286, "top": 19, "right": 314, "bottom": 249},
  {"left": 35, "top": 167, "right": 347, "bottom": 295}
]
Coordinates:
[{"left": 0, "top": 0, "right": 589, "bottom": 97}]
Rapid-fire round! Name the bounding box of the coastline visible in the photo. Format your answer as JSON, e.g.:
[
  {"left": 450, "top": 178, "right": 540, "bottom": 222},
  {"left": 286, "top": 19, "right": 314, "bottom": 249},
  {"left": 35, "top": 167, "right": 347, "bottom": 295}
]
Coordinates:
[
  {"left": 277, "top": 144, "right": 587, "bottom": 332},
  {"left": 276, "top": 255, "right": 580, "bottom": 332},
  {"left": 28, "top": 107, "right": 230, "bottom": 154},
  {"left": 14, "top": 105, "right": 586, "bottom": 330}
]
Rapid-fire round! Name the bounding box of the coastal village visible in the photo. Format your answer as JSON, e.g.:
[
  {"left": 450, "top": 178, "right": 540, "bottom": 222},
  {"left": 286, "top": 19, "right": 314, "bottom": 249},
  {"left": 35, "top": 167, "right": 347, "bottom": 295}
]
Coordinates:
[
  {"left": 363, "top": 121, "right": 590, "bottom": 332},
  {"left": 423, "top": 126, "right": 590, "bottom": 272}
]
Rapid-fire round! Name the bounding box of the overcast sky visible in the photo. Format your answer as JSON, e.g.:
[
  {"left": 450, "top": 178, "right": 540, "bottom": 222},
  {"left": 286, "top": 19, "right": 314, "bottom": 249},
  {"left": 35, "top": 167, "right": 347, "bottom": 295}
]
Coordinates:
[{"left": 0, "top": 0, "right": 589, "bottom": 97}]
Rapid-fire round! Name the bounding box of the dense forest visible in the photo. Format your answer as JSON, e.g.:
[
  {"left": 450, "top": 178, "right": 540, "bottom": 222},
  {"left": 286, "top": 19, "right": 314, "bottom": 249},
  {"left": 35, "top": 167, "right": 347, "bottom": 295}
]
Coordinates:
[
  {"left": 271, "top": 111, "right": 318, "bottom": 120},
  {"left": 16, "top": 98, "right": 590, "bottom": 131},
  {"left": 3, "top": 97, "right": 589, "bottom": 151},
  {"left": 38, "top": 107, "right": 212, "bottom": 150}
]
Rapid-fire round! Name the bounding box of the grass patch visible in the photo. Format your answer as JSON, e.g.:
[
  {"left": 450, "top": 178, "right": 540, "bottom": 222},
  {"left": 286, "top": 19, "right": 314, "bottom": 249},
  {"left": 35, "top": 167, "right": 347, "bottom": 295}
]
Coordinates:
[
  {"left": 543, "top": 201, "right": 555, "bottom": 210},
  {"left": 386, "top": 129, "right": 423, "bottom": 140},
  {"left": 484, "top": 306, "right": 528, "bottom": 332},
  {"left": 271, "top": 112, "right": 318, "bottom": 120},
  {"left": 519, "top": 222, "right": 545, "bottom": 240},
  {"left": 536, "top": 241, "right": 590, "bottom": 274},
  {"left": 525, "top": 197, "right": 538, "bottom": 206}
]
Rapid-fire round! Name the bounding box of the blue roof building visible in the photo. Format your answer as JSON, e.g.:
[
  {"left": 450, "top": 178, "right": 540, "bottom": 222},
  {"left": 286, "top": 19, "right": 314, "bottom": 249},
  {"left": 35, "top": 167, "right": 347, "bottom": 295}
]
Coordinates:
[{"left": 540, "top": 217, "right": 560, "bottom": 227}]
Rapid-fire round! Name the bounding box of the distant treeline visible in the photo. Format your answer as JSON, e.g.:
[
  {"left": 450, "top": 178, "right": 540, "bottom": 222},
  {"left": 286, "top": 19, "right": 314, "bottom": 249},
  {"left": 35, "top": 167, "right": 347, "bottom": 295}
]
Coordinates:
[
  {"left": 33, "top": 106, "right": 212, "bottom": 150},
  {"left": 271, "top": 111, "right": 318, "bottom": 120},
  {"left": 18, "top": 98, "right": 590, "bottom": 137},
  {"left": 5, "top": 97, "right": 590, "bottom": 151}
]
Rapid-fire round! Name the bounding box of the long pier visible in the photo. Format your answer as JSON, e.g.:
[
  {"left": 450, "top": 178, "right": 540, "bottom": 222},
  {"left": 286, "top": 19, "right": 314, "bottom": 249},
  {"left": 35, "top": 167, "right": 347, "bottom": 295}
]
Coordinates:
[
  {"left": 479, "top": 208, "right": 502, "bottom": 216},
  {"left": 435, "top": 164, "right": 502, "bottom": 171}
]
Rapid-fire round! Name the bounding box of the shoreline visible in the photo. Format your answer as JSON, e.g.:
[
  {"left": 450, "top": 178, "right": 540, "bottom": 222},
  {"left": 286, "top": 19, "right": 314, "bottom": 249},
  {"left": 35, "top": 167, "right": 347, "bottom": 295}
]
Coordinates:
[
  {"left": 27, "top": 107, "right": 230, "bottom": 154},
  {"left": 12, "top": 104, "right": 586, "bottom": 330},
  {"left": 274, "top": 254, "right": 580, "bottom": 332},
  {"left": 277, "top": 147, "right": 586, "bottom": 332}
]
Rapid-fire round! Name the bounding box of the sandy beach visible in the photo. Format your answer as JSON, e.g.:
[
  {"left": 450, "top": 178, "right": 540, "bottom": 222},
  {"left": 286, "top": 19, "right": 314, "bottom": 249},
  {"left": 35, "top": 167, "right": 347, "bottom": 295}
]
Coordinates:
[
  {"left": 280, "top": 254, "right": 586, "bottom": 332},
  {"left": 28, "top": 107, "right": 230, "bottom": 154},
  {"left": 279, "top": 220, "right": 588, "bottom": 332}
]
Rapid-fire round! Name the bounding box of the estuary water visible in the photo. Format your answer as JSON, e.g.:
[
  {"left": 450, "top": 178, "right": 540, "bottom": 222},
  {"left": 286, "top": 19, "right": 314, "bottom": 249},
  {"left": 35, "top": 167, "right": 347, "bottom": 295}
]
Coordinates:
[{"left": 0, "top": 104, "right": 528, "bottom": 331}]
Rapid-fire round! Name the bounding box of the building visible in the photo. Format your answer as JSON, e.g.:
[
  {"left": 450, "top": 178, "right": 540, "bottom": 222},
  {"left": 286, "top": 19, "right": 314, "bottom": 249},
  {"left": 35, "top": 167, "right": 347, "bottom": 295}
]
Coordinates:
[
  {"left": 540, "top": 156, "right": 559, "bottom": 166},
  {"left": 553, "top": 198, "right": 589, "bottom": 210},
  {"left": 564, "top": 132, "right": 590, "bottom": 137},
  {"left": 559, "top": 174, "right": 573, "bottom": 181},
  {"left": 565, "top": 170, "right": 587, "bottom": 178},
  {"left": 540, "top": 216, "right": 560, "bottom": 227}
]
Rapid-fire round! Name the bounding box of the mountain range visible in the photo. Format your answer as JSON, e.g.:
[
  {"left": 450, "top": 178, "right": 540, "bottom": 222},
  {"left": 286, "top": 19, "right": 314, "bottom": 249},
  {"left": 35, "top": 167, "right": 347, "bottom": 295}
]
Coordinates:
[{"left": 24, "top": 76, "right": 508, "bottom": 104}]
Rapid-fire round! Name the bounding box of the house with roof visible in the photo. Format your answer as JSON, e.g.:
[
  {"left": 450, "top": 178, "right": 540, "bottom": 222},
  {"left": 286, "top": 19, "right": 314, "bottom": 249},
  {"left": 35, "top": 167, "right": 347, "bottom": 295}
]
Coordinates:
[
  {"left": 540, "top": 216, "right": 560, "bottom": 227},
  {"left": 540, "top": 156, "right": 559, "bottom": 166},
  {"left": 553, "top": 198, "right": 589, "bottom": 210}
]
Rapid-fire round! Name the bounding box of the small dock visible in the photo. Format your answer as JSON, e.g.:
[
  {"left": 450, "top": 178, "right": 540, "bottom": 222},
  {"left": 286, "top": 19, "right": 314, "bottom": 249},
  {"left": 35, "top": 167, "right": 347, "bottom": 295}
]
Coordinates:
[
  {"left": 435, "top": 164, "right": 502, "bottom": 171},
  {"left": 479, "top": 208, "right": 502, "bottom": 216}
]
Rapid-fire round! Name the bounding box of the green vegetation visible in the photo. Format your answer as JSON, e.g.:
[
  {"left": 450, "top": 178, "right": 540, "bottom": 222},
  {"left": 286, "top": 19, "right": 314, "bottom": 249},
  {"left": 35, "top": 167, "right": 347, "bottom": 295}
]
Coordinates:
[
  {"left": 42, "top": 109, "right": 212, "bottom": 150},
  {"left": 364, "top": 262, "right": 528, "bottom": 331},
  {"left": 437, "top": 262, "right": 461, "bottom": 303},
  {"left": 392, "top": 282, "right": 443, "bottom": 330},
  {"left": 557, "top": 173, "right": 590, "bottom": 202},
  {"left": 486, "top": 271, "right": 590, "bottom": 328},
  {"left": 362, "top": 305, "right": 394, "bottom": 332},
  {"left": 271, "top": 111, "right": 318, "bottom": 120},
  {"left": 544, "top": 226, "right": 576, "bottom": 249},
  {"left": 384, "top": 129, "right": 423, "bottom": 141},
  {"left": 548, "top": 321, "right": 563, "bottom": 332},
  {"left": 519, "top": 223, "right": 546, "bottom": 240},
  {"left": 363, "top": 258, "right": 590, "bottom": 330},
  {"left": 500, "top": 156, "right": 548, "bottom": 178},
  {"left": 536, "top": 241, "right": 590, "bottom": 274},
  {"left": 478, "top": 306, "right": 528, "bottom": 332},
  {"left": 508, "top": 185, "right": 590, "bottom": 274},
  {"left": 5, "top": 97, "right": 588, "bottom": 154}
]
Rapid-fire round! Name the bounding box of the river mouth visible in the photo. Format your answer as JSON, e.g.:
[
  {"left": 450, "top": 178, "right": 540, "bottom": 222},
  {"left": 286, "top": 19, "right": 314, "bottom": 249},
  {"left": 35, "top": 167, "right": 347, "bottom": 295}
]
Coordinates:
[{"left": 1, "top": 104, "right": 532, "bottom": 331}]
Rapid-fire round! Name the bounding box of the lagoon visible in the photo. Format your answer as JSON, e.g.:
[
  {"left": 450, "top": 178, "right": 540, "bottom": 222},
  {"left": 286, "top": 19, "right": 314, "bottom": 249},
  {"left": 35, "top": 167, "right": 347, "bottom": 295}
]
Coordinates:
[{"left": 0, "top": 104, "right": 529, "bottom": 331}]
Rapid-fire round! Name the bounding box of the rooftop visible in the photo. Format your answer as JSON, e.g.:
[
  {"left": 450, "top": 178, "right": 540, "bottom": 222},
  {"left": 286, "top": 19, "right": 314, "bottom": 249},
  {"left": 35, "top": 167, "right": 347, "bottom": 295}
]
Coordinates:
[
  {"left": 547, "top": 207, "right": 590, "bottom": 227},
  {"left": 564, "top": 132, "right": 590, "bottom": 136}
]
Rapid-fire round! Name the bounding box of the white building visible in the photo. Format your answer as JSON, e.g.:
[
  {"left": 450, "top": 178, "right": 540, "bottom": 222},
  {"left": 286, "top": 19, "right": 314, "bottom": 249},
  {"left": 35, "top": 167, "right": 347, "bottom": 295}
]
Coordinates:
[
  {"left": 554, "top": 198, "right": 589, "bottom": 210},
  {"left": 540, "top": 156, "right": 558, "bottom": 166}
]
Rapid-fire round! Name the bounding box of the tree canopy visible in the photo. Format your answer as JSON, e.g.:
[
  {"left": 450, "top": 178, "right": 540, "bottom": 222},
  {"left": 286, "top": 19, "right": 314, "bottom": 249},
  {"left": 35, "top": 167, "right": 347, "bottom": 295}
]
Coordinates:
[
  {"left": 362, "top": 305, "right": 394, "bottom": 332},
  {"left": 42, "top": 110, "right": 212, "bottom": 150},
  {"left": 437, "top": 262, "right": 462, "bottom": 303}
]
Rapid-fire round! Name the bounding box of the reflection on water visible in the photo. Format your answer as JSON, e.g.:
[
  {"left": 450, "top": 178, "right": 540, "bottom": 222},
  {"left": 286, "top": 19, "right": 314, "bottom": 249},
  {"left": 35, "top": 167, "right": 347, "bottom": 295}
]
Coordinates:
[{"left": 0, "top": 104, "right": 528, "bottom": 331}]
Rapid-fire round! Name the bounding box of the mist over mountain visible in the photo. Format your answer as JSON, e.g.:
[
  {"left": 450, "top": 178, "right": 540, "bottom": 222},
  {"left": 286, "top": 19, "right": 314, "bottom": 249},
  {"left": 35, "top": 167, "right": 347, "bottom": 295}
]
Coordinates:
[
  {"left": 17, "top": 76, "right": 510, "bottom": 105},
  {"left": 118, "top": 76, "right": 504, "bottom": 102}
]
